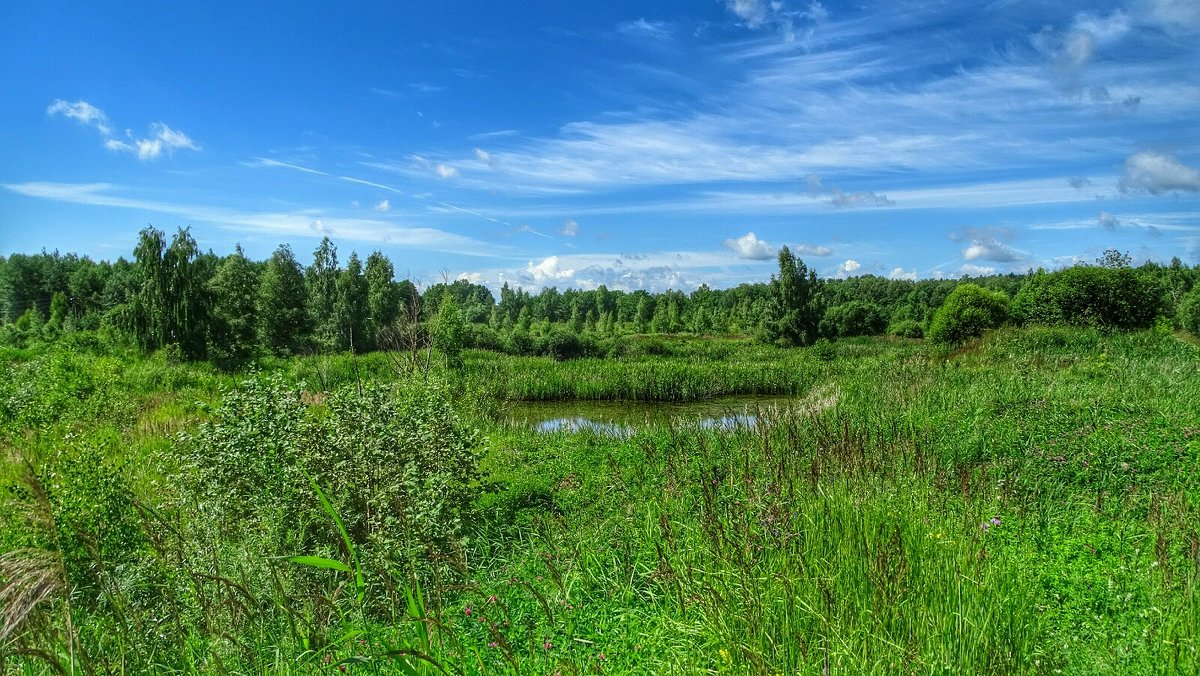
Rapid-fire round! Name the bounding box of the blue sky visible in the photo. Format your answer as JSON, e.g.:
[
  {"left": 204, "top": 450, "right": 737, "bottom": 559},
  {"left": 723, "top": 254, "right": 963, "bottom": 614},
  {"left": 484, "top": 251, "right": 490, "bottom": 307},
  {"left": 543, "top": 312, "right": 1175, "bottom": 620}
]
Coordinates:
[{"left": 2, "top": 0, "right": 1198, "bottom": 291}]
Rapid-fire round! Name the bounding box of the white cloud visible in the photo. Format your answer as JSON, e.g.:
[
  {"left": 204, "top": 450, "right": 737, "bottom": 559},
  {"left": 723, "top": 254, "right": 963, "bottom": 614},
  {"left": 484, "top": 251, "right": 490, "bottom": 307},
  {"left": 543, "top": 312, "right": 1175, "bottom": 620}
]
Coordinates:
[
  {"left": 2, "top": 181, "right": 504, "bottom": 256},
  {"left": 617, "top": 18, "right": 672, "bottom": 39},
  {"left": 474, "top": 147, "right": 496, "bottom": 169},
  {"left": 435, "top": 163, "right": 458, "bottom": 179},
  {"left": 963, "top": 241, "right": 1022, "bottom": 261},
  {"left": 129, "top": 123, "right": 200, "bottom": 160},
  {"left": 47, "top": 99, "right": 111, "bottom": 135},
  {"left": 527, "top": 256, "right": 576, "bottom": 283},
  {"left": 48, "top": 100, "right": 199, "bottom": 161},
  {"left": 957, "top": 263, "right": 997, "bottom": 276},
  {"left": 792, "top": 244, "right": 832, "bottom": 257},
  {"left": 829, "top": 189, "right": 894, "bottom": 208},
  {"left": 952, "top": 226, "right": 1025, "bottom": 262},
  {"left": 1142, "top": 0, "right": 1200, "bottom": 32},
  {"left": 724, "top": 0, "right": 773, "bottom": 28},
  {"left": 835, "top": 259, "right": 861, "bottom": 277},
  {"left": 888, "top": 267, "right": 917, "bottom": 281},
  {"left": 248, "top": 158, "right": 329, "bottom": 175},
  {"left": 1098, "top": 211, "right": 1120, "bottom": 229},
  {"left": 724, "top": 231, "right": 776, "bottom": 260},
  {"left": 560, "top": 219, "right": 579, "bottom": 236},
  {"left": 374, "top": 199, "right": 391, "bottom": 213},
  {"left": 1120, "top": 151, "right": 1200, "bottom": 194}
]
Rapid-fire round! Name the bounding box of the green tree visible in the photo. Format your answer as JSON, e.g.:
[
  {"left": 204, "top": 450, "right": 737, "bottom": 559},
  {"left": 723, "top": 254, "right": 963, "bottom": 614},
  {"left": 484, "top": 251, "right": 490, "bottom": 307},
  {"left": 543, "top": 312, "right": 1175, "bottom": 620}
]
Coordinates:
[
  {"left": 365, "top": 251, "right": 401, "bottom": 347},
  {"left": 1178, "top": 284, "right": 1200, "bottom": 335},
  {"left": 258, "top": 245, "right": 311, "bottom": 356},
  {"left": 306, "top": 237, "right": 340, "bottom": 352},
  {"left": 431, "top": 293, "right": 467, "bottom": 368},
  {"left": 129, "top": 227, "right": 212, "bottom": 360},
  {"left": 335, "top": 252, "right": 370, "bottom": 352},
  {"left": 821, "top": 300, "right": 887, "bottom": 338},
  {"left": 927, "top": 283, "right": 1009, "bottom": 344},
  {"left": 208, "top": 245, "right": 260, "bottom": 361},
  {"left": 762, "top": 246, "right": 823, "bottom": 347}
]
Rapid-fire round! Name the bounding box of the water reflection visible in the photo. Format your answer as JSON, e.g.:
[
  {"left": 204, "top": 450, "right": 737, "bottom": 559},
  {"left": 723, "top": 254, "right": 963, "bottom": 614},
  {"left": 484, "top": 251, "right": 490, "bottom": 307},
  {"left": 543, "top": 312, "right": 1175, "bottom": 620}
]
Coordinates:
[{"left": 507, "top": 395, "right": 794, "bottom": 435}]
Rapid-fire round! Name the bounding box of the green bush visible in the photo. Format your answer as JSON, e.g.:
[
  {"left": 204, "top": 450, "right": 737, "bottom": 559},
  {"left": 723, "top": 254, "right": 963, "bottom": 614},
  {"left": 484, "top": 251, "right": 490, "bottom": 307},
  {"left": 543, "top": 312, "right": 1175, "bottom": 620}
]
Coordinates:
[
  {"left": 888, "top": 318, "right": 924, "bottom": 339},
  {"left": 539, "top": 327, "right": 586, "bottom": 361},
  {"left": 821, "top": 301, "right": 887, "bottom": 338},
  {"left": 1179, "top": 285, "right": 1200, "bottom": 335},
  {"left": 1012, "top": 266, "right": 1162, "bottom": 329},
  {"left": 927, "top": 283, "right": 1009, "bottom": 344}
]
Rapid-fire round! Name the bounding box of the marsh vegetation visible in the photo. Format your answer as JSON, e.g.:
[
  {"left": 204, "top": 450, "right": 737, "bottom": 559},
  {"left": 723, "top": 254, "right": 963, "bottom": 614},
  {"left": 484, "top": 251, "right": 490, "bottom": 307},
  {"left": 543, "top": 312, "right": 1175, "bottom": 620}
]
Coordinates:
[{"left": 1, "top": 235, "right": 1199, "bottom": 673}]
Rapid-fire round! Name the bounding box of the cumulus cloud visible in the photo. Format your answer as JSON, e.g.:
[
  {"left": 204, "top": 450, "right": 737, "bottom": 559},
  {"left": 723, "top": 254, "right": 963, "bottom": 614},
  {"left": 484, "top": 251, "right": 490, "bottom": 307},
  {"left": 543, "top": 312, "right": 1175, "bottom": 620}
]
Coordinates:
[
  {"left": 835, "top": 259, "right": 861, "bottom": 277},
  {"left": 1119, "top": 151, "right": 1200, "bottom": 194},
  {"left": 374, "top": 199, "right": 391, "bottom": 213},
  {"left": 793, "top": 244, "right": 833, "bottom": 257},
  {"left": 527, "top": 256, "right": 576, "bottom": 283},
  {"left": 724, "top": 232, "right": 776, "bottom": 260},
  {"left": 1069, "top": 176, "right": 1092, "bottom": 190},
  {"left": 957, "top": 263, "right": 997, "bottom": 276},
  {"left": 951, "top": 227, "right": 1025, "bottom": 262},
  {"left": 435, "top": 163, "right": 458, "bottom": 179},
  {"left": 889, "top": 267, "right": 917, "bottom": 281},
  {"left": 1098, "top": 211, "right": 1120, "bottom": 229},
  {"left": 560, "top": 219, "right": 579, "bottom": 236},
  {"left": 47, "top": 99, "right": 198, "bottom": 161},
  {"left": 805, "top": 173, "right": 893, "bottom": 208}
]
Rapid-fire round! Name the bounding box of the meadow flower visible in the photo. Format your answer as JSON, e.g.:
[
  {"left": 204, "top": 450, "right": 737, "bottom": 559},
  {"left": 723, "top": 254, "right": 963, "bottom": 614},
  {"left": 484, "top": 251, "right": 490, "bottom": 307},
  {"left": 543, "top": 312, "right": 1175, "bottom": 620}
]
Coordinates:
[
  {"left": 464, "top": 605, "right": 472, "bottom": 616},
  {"left": 544, "top": 640, "right": 553, "bottom": 650}
]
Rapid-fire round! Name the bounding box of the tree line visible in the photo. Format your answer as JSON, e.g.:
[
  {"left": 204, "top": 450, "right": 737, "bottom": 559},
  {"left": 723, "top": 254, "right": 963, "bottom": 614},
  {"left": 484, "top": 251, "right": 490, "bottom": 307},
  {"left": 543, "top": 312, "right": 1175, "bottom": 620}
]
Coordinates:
[{"left": 2, "top": 227, "right": 1199, "bottom": 360}]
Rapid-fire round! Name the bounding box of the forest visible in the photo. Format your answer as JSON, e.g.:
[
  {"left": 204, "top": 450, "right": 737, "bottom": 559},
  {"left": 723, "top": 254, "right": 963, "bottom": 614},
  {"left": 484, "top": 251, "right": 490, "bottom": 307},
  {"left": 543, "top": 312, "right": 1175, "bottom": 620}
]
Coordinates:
[{"left": 1, "top": 228, "right": 1199, "bottom": 673}]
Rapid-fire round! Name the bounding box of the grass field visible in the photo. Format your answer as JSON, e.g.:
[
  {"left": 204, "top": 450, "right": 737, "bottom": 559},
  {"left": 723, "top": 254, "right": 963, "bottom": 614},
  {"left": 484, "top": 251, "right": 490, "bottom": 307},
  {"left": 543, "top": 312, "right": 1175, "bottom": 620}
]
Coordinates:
[{"left": 1, "top": 326, "right": 1197, "bottom": 673}]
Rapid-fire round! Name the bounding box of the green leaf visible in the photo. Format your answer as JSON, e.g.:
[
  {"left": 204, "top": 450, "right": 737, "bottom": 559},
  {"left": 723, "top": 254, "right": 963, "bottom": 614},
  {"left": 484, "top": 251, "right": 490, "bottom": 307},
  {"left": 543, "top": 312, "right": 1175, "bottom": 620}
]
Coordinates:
[{"left": 284, "top": 555, "right": 352, "bottom": 573}]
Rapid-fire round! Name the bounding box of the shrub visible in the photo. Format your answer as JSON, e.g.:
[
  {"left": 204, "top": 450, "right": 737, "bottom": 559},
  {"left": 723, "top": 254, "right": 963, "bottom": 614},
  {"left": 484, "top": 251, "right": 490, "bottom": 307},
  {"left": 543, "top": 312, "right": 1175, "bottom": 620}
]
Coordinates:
[
  {"left": 1012, "top": 266, "right": 1163, "bottom": 329},
  {"left": 316, "top": 381, "right": 483, "bottom": 563},
  {"left": 1179, "top": 285, "right": 1200, "bottom": 335},
  {"left": 888, "top": 319, "right": 924, "bottom": 339},
  {"left": 927, "top": 284, "right": 1009, "bottom": 344},
  {"left": 539, "top": 327, "right": 585, "bottom": 361},
  {"left": 821, "top": 301, "right": 887, "bottom": 338}
]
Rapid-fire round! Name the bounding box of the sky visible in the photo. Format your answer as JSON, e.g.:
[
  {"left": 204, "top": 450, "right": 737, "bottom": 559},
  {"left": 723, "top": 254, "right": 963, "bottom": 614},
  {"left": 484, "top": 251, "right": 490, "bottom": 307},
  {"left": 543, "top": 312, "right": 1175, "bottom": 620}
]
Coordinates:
[{"left": 2, "top": 0, "right": 1199, "bottom": 292}]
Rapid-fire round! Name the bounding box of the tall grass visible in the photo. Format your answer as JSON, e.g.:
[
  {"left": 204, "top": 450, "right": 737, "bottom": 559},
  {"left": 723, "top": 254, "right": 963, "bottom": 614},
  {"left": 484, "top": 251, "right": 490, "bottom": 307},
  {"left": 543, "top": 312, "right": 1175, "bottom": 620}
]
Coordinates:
[{"left": 0, "top": 327, "right": 1196, "bottom": 673}]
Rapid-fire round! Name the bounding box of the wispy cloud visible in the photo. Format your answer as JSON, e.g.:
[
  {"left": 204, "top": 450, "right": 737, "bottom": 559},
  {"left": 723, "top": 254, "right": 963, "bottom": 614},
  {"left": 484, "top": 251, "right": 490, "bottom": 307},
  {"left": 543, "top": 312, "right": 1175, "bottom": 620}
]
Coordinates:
[
  {"left": 47, "top": 99, "right": 111, "bottom": 135},
  {"left": 2, "top": 182, "right": 503, "bottom": 256},
  {"left": 560, "top": 219, "right": 579, "bottom": 236},
  {"left": 48, "top": 99, "right": 199, "bottom": 161},
  {"left": 247, "top": 157, "right": 329, "bottom": 175}
]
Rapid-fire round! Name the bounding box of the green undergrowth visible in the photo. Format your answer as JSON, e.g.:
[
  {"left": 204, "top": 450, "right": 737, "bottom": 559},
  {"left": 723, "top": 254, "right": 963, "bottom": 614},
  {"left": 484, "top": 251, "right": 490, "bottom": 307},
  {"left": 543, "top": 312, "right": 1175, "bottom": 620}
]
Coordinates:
[{"left": 0, "top": 327, "right": 1197, "bottom": 673}]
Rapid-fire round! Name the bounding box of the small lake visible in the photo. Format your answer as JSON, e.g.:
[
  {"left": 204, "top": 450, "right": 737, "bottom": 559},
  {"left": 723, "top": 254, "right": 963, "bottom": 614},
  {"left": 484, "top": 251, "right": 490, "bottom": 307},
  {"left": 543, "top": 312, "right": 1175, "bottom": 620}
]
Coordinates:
[{"left": 505, "top": 395, "right": 797, "bottom": 435}]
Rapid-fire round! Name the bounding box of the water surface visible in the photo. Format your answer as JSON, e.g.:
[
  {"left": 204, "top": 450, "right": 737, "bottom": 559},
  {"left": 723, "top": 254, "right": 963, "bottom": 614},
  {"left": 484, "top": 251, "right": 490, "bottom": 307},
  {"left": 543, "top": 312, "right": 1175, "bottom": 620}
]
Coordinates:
[{"left": 506, "top": 395, "right": 797, "bottom": 435}]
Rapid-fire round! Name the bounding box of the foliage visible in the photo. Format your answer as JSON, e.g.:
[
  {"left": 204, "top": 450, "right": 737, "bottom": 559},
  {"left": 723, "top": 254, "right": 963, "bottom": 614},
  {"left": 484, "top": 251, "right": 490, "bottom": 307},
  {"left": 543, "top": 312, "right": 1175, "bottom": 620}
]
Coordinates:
[
  {"left": 821, "top": 300, "right": 887, "bottom": 338},
  {"left": 431, "top": 293, "right": 467, "bottom": 368},
  {"left": 1012, "top": 266, "right": 1163, "bottom": 329},
  {"left": 927, "top": 283, "right": 1010, "bottom": 344},
  {"left": 1177, "top": 283, "right": 1200, "bottom": 334},
  {"left": 257, "top": 244, "right": 311, "bottom": 356},
  {"left": 760, "top": 246, "right": 824, "bottom": 347}
]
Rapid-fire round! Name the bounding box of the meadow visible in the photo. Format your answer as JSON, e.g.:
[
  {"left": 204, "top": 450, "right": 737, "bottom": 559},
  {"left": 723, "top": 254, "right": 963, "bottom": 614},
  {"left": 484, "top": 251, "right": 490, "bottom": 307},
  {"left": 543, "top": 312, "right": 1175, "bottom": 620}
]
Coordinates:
[{"left": 1, "top": 326, "right": 1198, "bottom": 674}]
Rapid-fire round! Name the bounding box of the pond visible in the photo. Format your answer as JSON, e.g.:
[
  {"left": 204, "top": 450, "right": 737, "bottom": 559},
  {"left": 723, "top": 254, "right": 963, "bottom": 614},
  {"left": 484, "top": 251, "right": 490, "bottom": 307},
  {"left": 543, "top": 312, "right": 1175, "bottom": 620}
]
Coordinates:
[{"left": 505, "top": 394, "right": 799, "bottom": 435}]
